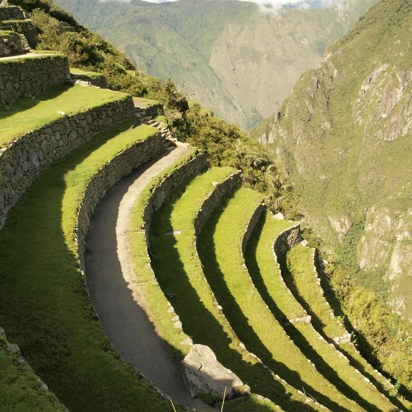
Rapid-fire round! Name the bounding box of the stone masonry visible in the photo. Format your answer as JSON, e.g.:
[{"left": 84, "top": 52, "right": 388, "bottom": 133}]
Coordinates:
[
  {"left": 0, "top": 54, "right": 70, "bottom": 106},
  {"left": 0, "top": 95, "right": 135, "bottom": 229}
]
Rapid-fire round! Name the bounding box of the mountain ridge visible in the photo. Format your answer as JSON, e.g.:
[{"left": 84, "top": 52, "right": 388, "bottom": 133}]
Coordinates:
[
  {"left": 55, "top": 0, "right": 377, "bottom": 129},
  {"left": 255, "top": 0, "right": 412, "bottom": 389}
]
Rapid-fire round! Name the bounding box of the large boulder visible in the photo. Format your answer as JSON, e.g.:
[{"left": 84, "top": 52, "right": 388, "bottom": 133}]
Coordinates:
[{"left": 182, "top": 344, "right": 249, "bottom": 399}]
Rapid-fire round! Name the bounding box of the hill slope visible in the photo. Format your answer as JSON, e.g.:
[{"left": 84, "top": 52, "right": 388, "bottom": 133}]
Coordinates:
[
  {"left": 255, "top": 0, "right": 411, "bottom": 388},
  {"left": 55, "top": 0, "right": 376, "bottom": 129}
]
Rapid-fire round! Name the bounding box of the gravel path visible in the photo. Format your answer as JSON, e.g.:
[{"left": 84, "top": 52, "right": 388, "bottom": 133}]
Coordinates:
[{"left": 85, "top": 144, "right": 215, "bottom": 412}]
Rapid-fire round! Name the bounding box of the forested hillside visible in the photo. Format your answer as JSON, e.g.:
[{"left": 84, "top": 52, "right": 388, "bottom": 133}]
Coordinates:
[{"left": 255, "top": 0, "right": 412, "bottom": 391}]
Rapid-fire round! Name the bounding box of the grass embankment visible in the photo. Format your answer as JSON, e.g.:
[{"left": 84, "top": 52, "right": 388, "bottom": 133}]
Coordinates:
[
  {"left": 69, "top": 67, "right": 104, "bottom": 79},
  {"left": 197, "top": 188, "right": 365, "bottom": 412},
  {"left": 0, "top": 121, "right": 175, "bottom": 412},
  {"left": 148, "top": 167, "right": 312, "bottom": 412},
  {"left": 287, "top": 244, "right": 409, "bottom": 410},
  {"left": 0, "top": 84, "right": 130, "bottom": 147},
  {"left": 246, "top": 211, "right": 398, "bottom": 412},
  {"left": 0, "top": 333, "right": 65, "bottom": 412}
]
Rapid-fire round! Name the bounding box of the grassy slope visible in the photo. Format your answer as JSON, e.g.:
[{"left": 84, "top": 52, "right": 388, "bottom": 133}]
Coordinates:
[
  {"left": 245, "top": 211, "right": 398, "bottom": 412},
  {"left": 286, "top": 245, "right": 410, "bottom": 410},
  {"left": 0, "top": 333, "right": 65, "bottom": 412},
  {"left": 0, "top": 84, "right": 129, "bottom": 147},
  {"left": 198, "top": 188, "right": 364, "bottom": 412},
  {"left": 148, "top": 167, "right": 315, "bottom": 412},
  {"left": 0, "top": 122, "right": 173, "bottom": 412},
  {"left": 255, "top": 0, "right": 412, "bottom": 391}
]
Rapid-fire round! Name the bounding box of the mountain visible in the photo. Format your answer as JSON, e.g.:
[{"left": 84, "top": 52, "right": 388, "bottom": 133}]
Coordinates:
[
  {"left": 255, "top": 0, "right": 412, "bottom": 327},
  {"left": 54, "top": 0, "right": 376, "bottom": 129}
]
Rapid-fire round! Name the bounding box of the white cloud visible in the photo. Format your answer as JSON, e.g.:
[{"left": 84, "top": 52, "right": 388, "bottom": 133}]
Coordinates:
[
  {"left": 103, "top": 0, "right": 342, "bottom": 8},
  {"left": 141, "top": 0, "right": 179, "bottom": 2}
]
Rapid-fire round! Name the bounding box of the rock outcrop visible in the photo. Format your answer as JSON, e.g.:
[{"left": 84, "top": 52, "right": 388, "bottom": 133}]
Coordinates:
[{"left": 183, "top": 344, "right": 249, "bottom": 400}]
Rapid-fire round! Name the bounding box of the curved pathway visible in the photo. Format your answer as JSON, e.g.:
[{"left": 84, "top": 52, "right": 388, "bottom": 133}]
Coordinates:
[{"left": 85, "top": 143, "right": 215, "bottom": 412}]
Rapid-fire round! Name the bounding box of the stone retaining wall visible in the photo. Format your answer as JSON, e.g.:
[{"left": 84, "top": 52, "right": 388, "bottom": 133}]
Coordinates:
[
  {"left": 0, "top": 54, "right": 69, "bottom": 106},
  {"left": 0, "top": 95, "right": 135, "bottom": 229},
  {"left": 0, "top": 19, "right": 37, "bottom": 47},
  {"left": 273, "top": 224, "right": 302, "bottom": 259},
  {"left": 76, "top": 133, "right": 165, "bottom": 273},
  {"left": 143, "top": 153, "right": 208, "bottom": 233},
  {"left": 0, "top": 6, "right": 25, "bottom": 21},
  {"left": 0, "top": 31, "right": 29, "bottom": 56},
  {"left": 194, "top": 171, "right": 242, "bottom": 235},
  {"left": 71, "top": 72, "right": 108, "bottom": 88},
  {"left": 241, "top": 203, "right": 265, "bottom": 254}
]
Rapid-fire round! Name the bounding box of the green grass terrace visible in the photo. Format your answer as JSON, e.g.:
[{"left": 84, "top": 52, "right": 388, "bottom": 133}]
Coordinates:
[
  {"left": 148, "top": 167, "right": 319, "bottom": 411},
  {"left": 0, "top": 84, "right": 130, "bottom": 148},
  {"left": 286, "top": 244, "right": 410, "bottom": 411},
  {"left": 197, "top": 187, "right": 367, "bottom": 412},
  {"left": 0, "top": 121, "right": 175, "bottom": 411},
  {"left": 246, "top": 211, "right": 398, "bottom": 412}
]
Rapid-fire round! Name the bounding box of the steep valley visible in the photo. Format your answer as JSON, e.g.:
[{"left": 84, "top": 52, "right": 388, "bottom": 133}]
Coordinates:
[
  {"left": 255, "top": 0, "right": 412, "bottom": 378},
  {"left": 55, "top": 0, "right": 376, "bottom": 129}
]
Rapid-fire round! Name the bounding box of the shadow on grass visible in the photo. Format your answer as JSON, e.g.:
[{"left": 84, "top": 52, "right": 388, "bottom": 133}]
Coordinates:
[
  {"left": 0, "top": 123, "right": 175, "bottom": 412},
  {"left": 313, "top": 252, "right": 412, "bottom": 407},
  {"left": 196, "top": 205, "right": 348, "bottom": 412},
  {"left": 149, "top": 194, "right": 315, "bottom": 412},
  {"left": 245, "top": 212, "right": 382, "bottom": 412},
  {"left": 0, "top": 84, "right": 71, "bottom": 120}
]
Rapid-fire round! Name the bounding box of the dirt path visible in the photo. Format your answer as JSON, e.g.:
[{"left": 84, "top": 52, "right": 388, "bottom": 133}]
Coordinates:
[{"left": 85, "top": 144, "right": 215, "bottom": 412}]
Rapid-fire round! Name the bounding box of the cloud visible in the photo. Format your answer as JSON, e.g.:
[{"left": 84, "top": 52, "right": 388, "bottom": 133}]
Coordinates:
[
  {"left": 238, "top": 0, "right": 337, "bottom": 8},
  {"left": 139, "top": 0, "right": 340, "bottom": 6},
  {"left": 141, "top": 0, "right": 179, "bottom": 2},
  {"left": 102, "top": 0, "right": 343, "bottom": 9}
]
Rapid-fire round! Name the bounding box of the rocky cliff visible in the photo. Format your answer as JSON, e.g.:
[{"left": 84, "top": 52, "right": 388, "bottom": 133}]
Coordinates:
[{"left": 256, "top": 0, "right": 412, "bottom": 323}]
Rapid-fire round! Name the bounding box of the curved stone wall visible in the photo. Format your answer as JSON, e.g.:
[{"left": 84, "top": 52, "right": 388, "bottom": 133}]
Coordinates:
[
  {"left": 0, "top": 96, "right": 135, "bottom": 229},
  {"left": 142, "top": 153, "right": 208, "bottom": 233},
  {"left": 76, "top": 133, "right": 165, "bottom": 273},
  {"left": 241, "top": 203, "right": 265, "bottom": 254},
  {"left": 194, "top": 171, "right": 242, "bottom": 235},
  {"left": 273, "top": 224, "right": 302, "bottom": 259},
  {"left": 0, "top": 54, "right": 70, "bottom": 106}
]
